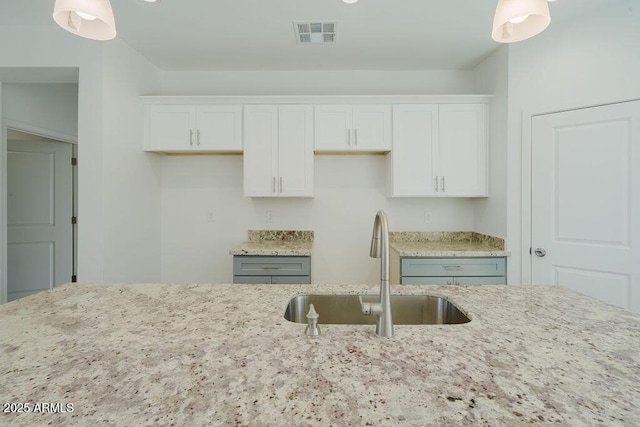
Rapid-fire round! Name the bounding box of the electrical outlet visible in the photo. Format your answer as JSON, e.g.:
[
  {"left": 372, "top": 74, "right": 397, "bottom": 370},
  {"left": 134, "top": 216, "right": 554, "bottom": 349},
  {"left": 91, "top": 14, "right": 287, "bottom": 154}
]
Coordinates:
[
  {"left": 266, "top": 210, "right": 274, "bottom": 223},
  {"left": 424, "top": 211, "right": 432, "bottom": 224},
  {"left": 207, "top": 211, "right": 216, "bottom": 222}
]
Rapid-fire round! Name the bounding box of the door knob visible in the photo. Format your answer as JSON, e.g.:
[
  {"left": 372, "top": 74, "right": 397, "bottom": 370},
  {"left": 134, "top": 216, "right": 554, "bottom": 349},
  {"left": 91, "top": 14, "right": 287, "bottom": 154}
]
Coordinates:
[{"left": 534, "top": 248, "right": 546, "bottom": 257}]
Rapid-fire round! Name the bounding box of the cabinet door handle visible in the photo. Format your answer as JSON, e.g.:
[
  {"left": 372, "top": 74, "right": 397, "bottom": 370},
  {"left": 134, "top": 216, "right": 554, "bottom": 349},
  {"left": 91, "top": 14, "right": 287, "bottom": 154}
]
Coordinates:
[
  {"left": 355, "top": 129, "right": 358, "bottom": 146},
  {"left": 197, "top": 129, "right": 201, "bottom": 146},
  {"left": 347, "top": 129, "right": 351, "bottom": 146},
  {"left": 279, "top": 177, "right": 283, "bottom": 193},
  {"left": 454, "top": 280, "right": 460, "bottom": 285},
  {"left": 434, "top": 176, "right": 439, "bottom": 192},
  {"left": 444, "top": 265, "right": 463, "bottom": 271},
  {"left": 272, "top": 176, "right": 276, "bottom": 193},
  {"left": 189, "top": 129, "right": 194, "bottom": 146},
  {"left": 441, "top": 176, "right": 445, "bottom": 192},
  {"left": 446, "top": 280, "right": 452, "bottom": 285},
  {"left": 261, "top": 266, "right": 281, "bottom": 270}
]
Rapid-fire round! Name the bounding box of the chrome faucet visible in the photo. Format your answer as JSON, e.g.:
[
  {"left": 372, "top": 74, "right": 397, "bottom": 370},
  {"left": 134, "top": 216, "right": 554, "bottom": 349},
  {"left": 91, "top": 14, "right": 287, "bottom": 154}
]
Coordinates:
[{"left": 360, "top": 210, "right": 393, "bottom": 337}]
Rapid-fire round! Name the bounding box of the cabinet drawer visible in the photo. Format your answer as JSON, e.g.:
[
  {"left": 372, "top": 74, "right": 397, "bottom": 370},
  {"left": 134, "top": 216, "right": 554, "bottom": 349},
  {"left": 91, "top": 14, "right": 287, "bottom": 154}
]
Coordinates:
[
  {"left": 233, "top": 275, "right": 272, "bottom": 284},
  {"left": 456, "top": 276, "right": 506, "bottom": 285},
  {"left": 271, "top": 275, "right": 311, "bottom": 284},
  {"left": 402, "top": 275, "right": 506, "bottom": 285},
  {"left": 402, "top": 277, "right": 452, "bottom": 285},
  {"left": 401, "top": 257, "right": 506, "bottom": 277},
  {"left": 233, "top": 256, "right": 311, "bottom": 276}
]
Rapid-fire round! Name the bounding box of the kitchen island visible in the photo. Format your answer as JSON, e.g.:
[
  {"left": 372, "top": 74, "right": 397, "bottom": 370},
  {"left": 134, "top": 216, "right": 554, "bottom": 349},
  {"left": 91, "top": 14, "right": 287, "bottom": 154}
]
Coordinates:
[{"left": 1, "top": 283, "right": 638, "bottom": 426}]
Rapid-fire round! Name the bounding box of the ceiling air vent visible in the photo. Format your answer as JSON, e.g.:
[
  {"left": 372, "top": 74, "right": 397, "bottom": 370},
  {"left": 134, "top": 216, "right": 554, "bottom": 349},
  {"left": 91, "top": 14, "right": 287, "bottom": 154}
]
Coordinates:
[{"left": 293, "top": 21, "right": 337, "bottom": 44}]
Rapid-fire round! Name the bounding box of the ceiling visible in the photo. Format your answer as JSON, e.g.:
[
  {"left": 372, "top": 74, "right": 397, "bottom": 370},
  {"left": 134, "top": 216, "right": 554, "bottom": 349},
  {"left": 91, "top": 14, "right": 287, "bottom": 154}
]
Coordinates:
[{"left": 0, "top": 0, "right": 625, "bottom": 72}]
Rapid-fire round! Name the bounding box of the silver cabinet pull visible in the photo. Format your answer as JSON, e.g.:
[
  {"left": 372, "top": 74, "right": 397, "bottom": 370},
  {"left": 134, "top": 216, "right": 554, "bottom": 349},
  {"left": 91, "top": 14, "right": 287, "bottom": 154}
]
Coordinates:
[
  {"left": 442, "top": 176, "right": 446, "bottom": 192},
  {"left": 434, "top": 176, "right": 439, "bottom": 192},
  {"left": 261, "top": 266, "right": 281, "bottom": 270},
  {"left": 444, "top": 265, "right": 463, "bottom": 271},
  {"left": 355, "top": 129, "right": 358, "bottom": 146},
  {"left": 197, "top": 129, "right": 201, "bottom": 146},
  {"left": 279, "top": 177, "right": 283, "bottom": 193},
  {"left": 454, "top": 280, "right": 460, "bottom": 285},
  {"left": 189, "top": 129, "right": 193, "bottom": 146},
  {"left": 446, "top": 280, "right": 452, "bottom": 285},
  {"left": 347, "top": 129, "right": 351, "bottom": 146},
  {"left": 272, "top": 176, "right": 276, "bottom": 193}
]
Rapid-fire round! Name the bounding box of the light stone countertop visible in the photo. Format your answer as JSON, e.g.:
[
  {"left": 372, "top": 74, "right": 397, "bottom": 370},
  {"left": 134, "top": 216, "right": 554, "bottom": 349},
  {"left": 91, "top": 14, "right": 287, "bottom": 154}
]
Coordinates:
[
  {"left": 229, "top": 240, "right": 313, "bottom": 256},
  {"left": 390, "top": 231, "right": 509, "bottom": 257},
  {"left": 1, "top": 283, "right": 639, "bottom": 426},
  {"left": 230, "top": 230, "right": 313, "bottom": 256}
]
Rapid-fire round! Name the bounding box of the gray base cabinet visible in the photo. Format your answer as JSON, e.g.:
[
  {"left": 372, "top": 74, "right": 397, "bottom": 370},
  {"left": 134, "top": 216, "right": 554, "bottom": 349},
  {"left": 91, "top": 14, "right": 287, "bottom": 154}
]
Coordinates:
[
  {"left": 233, "top": 256, "right": 311, "bottom": 284},
  {"left": 392, "top": 256, "right": 506, "bottom": 285}
]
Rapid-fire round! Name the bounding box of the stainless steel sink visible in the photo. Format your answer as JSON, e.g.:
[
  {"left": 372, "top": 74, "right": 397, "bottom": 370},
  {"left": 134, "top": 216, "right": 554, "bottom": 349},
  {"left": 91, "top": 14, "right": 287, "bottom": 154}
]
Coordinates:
[{"left": 284, "top": 294, "right": 470, "bottom": 325}]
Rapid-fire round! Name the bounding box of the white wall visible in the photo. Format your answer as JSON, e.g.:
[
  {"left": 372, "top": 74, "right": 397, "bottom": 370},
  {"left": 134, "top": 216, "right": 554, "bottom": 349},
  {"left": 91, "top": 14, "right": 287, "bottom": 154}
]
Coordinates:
[
  {"left": 506, "top": 1, "right": 640, "bottom": 284},
  {"left": 0, "top": 27, "right": 105, "bottom": 284},
  {"left": 160, "top": 154, "right": 475, "bottom": 284},
  {"left": 101, "top": 39, "right": 163, "bottom": 282},
  {"left": 473, "top": 46, "right": 508, "bottom": 240},
  {"left": 2, "top": 84, "right": 78, "bottom": 137},
  {"left": 160, "top": 70, "right": 476, "bottom": 96},
  {"left": 0, "top": 26, "right": 162, "bottom": 287},
  {"left": 157, "top": 70, "right": 482, "bottom": 284}
]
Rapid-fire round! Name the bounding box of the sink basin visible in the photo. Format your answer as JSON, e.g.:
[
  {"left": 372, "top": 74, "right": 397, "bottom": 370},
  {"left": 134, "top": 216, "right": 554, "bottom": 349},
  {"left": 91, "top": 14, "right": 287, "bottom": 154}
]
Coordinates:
[{"left": 284, "top": 294, "right": 470, "bottom": 325}]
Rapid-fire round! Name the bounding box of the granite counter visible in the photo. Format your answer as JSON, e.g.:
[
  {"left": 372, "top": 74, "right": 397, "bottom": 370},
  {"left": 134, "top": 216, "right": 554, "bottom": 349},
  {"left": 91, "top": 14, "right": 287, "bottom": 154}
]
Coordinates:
[
  {"left": 230, "top": 230, "right": 313, "bottom": 256},
  {"left": 1, "top": 283, "right": 639, "bottom": 426},
  {"left": 390, "top": 232, "right": 509, "bottom": 257}
]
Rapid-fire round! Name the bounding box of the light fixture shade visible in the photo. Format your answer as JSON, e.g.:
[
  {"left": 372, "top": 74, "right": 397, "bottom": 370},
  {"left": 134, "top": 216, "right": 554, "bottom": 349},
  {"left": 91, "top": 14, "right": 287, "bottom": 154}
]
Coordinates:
[
  {"left": 53, "top": 0, "right": 116, "bottom": 40},
  {"left": 492, "top": 0, "right": 550, "bottom": 43}
]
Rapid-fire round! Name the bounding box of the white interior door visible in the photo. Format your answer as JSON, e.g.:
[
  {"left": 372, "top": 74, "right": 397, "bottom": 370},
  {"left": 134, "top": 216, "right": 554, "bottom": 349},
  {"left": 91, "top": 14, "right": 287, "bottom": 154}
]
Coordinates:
[
  {"left": 531, "top": 101, "right": 640, "bottom": 312},
  {"left": 7, "top": 138, "right": 73, "bottom": 301}
]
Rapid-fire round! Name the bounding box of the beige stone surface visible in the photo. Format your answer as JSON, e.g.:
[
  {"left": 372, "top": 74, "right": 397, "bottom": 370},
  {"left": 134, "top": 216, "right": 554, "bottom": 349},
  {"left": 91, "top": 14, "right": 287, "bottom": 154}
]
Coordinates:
[
  {"left": 230, "top": 230, "right": 314, "bottom": 256},
  {"left": 1, "top": 283, "right": 639, "bottom": 426},
  {"left": 390, "top": 232, "right": 508, "bottom": 257}
]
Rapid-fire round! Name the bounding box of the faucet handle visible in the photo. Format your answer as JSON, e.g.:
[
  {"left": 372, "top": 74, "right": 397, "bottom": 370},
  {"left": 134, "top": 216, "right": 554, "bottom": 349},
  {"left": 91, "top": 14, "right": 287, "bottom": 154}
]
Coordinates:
[
  {"left": 359, "top": 296, "right": 371, "bottom": 315},
  {"left": 359, "top": 296, "right": 382, "bottom": 316}
]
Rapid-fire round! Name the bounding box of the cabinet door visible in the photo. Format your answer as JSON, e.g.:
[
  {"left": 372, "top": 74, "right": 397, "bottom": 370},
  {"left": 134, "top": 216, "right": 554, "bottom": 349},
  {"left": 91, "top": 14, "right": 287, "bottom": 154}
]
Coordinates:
[
  {"left": 352, "top": 105, "right": 391, "bottom": 151},
  {"left": 438, "top": 104, "right": 487, "bottom": 196},
  {"left": 243, "top": 105, "right": 279, "bottom": 197},
  {"left": 278, "top": 105, "right": 314, "bottom": 197},
  {"left": 271, "top": 276, "right": 311, "bottom": 284},
  {"left": 455, "top": 276, "right": 506, "bottom": 285},
  {"left": 146, "top": 105, "right": 196, "bottom": 151},
  {"left": 389, "top": 104, "right": 439, "bottom": 196},
  {"left": 314, "top": 105, "right": 352, "bottom": 151},
  {"left": 402, "top": 276, "right": 453, "bottom": 285},
  {"left": 233, "top": 276, "right": 272, "bottom": 284},
  {"left": 196, "top": 105, "right": 242, "bottom": 152}
]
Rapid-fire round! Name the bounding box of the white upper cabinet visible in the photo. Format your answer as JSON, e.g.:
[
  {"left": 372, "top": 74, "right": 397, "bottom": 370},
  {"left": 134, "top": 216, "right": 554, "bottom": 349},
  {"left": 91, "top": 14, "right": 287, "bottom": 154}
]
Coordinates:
[
  {"left": 389, "top": 103, "right": 488, "bottom": 197},
  {"left": 145, "top": 104, "right": 242, "bottom": 153},
  {"left": 243, "top": 105, "right": 314, "bottom": 197},
  {"left": 314, "top": 104, "right": 391, "bottom": 152},
  {"left": 389, "top": 104, "right": 439, "bottom": 196},
  {"left": 438, "top": 104, "right": 487, "bottom": 196}
]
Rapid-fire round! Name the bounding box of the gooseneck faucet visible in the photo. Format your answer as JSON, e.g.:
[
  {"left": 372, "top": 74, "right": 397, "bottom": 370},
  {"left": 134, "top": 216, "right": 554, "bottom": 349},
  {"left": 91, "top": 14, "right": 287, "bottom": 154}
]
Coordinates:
[{"left": 360, "top": 210, "right": 394, "bottom": 337}]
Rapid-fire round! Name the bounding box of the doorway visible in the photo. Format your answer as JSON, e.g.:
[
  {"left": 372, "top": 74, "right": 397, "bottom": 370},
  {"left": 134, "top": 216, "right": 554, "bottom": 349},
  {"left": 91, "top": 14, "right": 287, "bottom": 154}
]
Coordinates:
[
  {"left": 6, "top": 129, "right": 77, "bottom": 301},
  {"left": 530, "top": 100, "right": 640, "bottom": 312}
]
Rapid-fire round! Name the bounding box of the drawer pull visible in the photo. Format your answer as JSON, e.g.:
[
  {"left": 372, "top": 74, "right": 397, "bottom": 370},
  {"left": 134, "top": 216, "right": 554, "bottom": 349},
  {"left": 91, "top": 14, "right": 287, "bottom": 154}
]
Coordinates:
[
  {"left": 443, "top": 265, "right": 463, "bottom": 271},
  {"left": 261, "top": 266, "right": 282, "bottom": 270}
]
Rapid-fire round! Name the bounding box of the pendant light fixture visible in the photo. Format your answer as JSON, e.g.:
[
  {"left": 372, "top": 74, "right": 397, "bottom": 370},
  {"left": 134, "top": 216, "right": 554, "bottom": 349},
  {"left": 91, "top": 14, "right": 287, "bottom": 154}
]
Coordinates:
[
  {"left": 492, "top": 0, "right": 551, "bottom": 43},
  {"left": 53, "top": 0, "right": 116, "bottom": 40}
]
